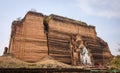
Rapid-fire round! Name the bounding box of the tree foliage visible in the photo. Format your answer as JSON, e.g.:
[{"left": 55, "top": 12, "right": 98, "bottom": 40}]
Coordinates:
[{"left": 108, "top": 55, "right": 120, "bottom": 69}]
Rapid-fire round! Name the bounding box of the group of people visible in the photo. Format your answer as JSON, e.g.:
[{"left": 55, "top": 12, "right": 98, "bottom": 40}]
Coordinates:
[{"left": 70, "top": 34, "right": 92, "bottom": 66}]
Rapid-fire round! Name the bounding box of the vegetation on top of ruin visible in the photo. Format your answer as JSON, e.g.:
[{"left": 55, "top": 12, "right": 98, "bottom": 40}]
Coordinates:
[
  {"left": 44, "top": 16, "right": 51, "bottom": 23},
  {"left": 50, "top": 14, "right": 90, "bottom": 27},
  {"left": 74, "top": 20, "right": 87, "bottom": 25},
  {"left": 14, "top": 11, "right": 95, "bottom": 28}
]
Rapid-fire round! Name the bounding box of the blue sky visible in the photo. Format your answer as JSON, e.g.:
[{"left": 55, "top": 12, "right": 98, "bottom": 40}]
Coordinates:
[{"left": 0, "top": 0, "right": 120, "bottom": 56}]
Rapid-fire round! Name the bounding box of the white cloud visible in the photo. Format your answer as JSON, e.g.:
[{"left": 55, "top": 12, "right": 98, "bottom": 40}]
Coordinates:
[{"left": 76, "top": 0, "right": 120, "bottom": 18}]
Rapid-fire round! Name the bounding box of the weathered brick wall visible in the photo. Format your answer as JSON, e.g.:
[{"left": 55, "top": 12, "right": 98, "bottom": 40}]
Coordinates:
[
  {"left": 48, "top": 16, "right": 96, "bottom": 38},
  {"left": 7, "top": 11, "right": 112, "bottom": 65},
  {"left": 8, "top": 12, "right": 48, "bottom": 62},
  {"left": 47, "top": 14, "right": 111, "bottom": 65},
  {"left": 81, "top": 36, "right": 112, "bottom": 65}
]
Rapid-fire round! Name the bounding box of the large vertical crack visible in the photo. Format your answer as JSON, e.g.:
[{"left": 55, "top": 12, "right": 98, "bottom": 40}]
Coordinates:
[{"left": 43, "top": 16, "right": 51, "bottom": 55}]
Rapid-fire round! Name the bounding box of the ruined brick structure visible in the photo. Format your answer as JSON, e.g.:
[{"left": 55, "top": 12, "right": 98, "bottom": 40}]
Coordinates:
[
  {"left": 8, "top": 12, "right": 48, "bottom": 62},
  {"left": 6, "top": 11, "right": 112, "bottom": 65}
]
